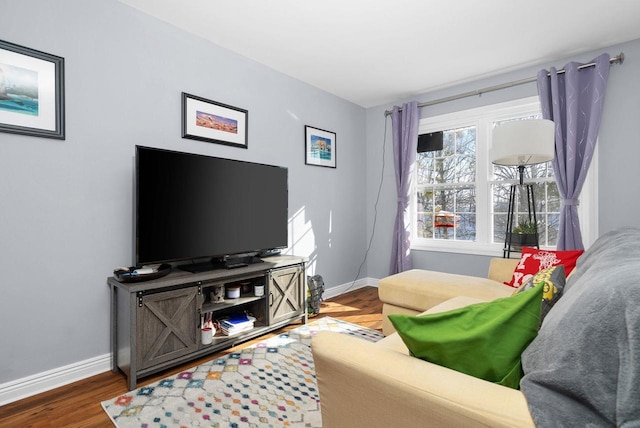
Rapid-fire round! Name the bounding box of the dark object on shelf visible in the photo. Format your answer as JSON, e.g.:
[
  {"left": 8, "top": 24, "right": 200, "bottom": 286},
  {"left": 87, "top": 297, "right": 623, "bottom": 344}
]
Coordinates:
[
  {"left": 113, "top": 264, "right": 171, "bottom": 283},
  {"left": 508, "top": 232, "right": 539, "bottom": 247},
  {"left": 209, "top": 285, "right": 225, "bottom": 303}
]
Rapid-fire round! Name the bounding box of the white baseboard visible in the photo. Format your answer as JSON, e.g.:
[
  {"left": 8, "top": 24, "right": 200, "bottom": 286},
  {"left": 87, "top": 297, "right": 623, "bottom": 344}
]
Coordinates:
[
  {"left": 322, "top": 277, "right": 378, "bottom": 299},
  {"left": 0, "top": 354, "right": 111, "bottom": 406},
  {"left": 0, "top": 279, "right": 379, "bottom": 406}
]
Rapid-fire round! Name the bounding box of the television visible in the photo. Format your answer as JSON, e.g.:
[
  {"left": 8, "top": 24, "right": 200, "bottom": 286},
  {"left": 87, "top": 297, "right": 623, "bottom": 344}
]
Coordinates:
[{"left": 135, "top": 146, "right": 288, "bottom": 271}]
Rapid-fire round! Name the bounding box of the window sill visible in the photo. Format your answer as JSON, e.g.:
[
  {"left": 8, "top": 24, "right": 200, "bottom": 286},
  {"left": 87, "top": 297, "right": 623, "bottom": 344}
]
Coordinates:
[
  {"left": 411, "top": 241, "right": 502, "bottom": 257},
  {"left": 411, "top": 241, "right": 555, "bottom": 257}
]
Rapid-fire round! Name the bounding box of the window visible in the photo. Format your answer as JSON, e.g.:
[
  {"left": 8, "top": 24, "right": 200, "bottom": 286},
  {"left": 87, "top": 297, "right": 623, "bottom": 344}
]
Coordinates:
[
  {"left": 411, "top": 96, "right": 597, "bottom": 255},
  {"left": 416, "top": 126, "right": 477, "bottom": 241}
]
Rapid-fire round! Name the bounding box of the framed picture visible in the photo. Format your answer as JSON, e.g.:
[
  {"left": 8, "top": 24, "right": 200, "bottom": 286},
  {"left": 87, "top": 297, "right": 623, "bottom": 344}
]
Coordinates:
[
  {"left": 305, "top": 125, "right": 336, "bottom": 168},
  {"left": 182, "top": 92, "right": 248, "bottom": 148},
  {"left": 0, "top": 40, "right": 65, "bottom": 139}
]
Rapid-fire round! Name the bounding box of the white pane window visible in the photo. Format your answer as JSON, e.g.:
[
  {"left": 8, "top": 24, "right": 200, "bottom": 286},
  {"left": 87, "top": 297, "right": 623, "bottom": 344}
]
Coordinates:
[
  {"left": 416, "top": 126, "right": 476, "bottom": 241},
  {"left": 410, "top": 96, "right": 597, "bottom": 256}
]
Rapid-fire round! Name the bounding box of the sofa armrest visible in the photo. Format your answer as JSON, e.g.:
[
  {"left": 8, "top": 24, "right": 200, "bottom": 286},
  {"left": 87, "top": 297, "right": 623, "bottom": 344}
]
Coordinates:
[
  {"left": 312, "top": 331, "right": 534, "bottom": 428},
  {"left": 488, "top": 258, "right": 519, "bottom": 283}
]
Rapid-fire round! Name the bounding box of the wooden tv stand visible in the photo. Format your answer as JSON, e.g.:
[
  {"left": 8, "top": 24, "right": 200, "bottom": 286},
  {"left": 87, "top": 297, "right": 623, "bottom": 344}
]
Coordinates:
[{"left": 108, "top": 256, "right": 306, "bottom": 390}]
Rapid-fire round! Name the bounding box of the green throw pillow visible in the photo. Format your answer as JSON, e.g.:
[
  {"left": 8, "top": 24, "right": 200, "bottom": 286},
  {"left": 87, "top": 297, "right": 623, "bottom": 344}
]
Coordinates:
[
  {"left": 513, "top": 265, "right": 565, "bottom": 324},
  {"left": 389, "top": 284, "right": 543, "bottom": 389}
]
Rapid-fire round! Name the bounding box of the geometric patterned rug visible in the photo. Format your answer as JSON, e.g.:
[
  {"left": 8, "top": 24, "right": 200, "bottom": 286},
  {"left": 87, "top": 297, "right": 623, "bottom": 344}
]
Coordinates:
[{"left": 101, "top": 317, "right": 384, "bottom": 427}]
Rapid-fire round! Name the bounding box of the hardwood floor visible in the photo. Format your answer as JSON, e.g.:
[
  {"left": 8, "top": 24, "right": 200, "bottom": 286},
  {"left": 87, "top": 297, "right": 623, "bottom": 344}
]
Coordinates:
[{"left": 0, "top": 286, "right": 382, "bottom": 427}]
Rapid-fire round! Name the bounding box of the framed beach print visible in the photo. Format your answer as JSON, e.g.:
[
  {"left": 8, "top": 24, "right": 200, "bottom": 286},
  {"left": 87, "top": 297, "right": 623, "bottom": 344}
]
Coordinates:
[
  {"left": 0, "top": 40, "right": 65, "bottom": 139},
  {"left": 181, "top": 92, "right": 248, "bottom": 148},
  {"left": 305, "top": 125, "right": 336, "bottom": 168}
]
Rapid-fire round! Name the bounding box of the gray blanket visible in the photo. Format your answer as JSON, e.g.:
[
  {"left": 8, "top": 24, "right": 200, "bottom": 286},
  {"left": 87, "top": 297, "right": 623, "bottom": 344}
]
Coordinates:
[{"left": 521, "top": 227, "right": 640, "bottom": 427}]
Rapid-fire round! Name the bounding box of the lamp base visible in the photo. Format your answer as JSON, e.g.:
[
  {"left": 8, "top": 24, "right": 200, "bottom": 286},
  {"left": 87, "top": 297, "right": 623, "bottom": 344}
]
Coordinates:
[{"left": 503, "top": 183, "right": 539, "bottom": 258}]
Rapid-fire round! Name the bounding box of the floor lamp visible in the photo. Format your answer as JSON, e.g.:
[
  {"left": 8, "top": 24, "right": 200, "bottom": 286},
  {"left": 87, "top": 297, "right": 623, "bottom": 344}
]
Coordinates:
[{"left": 491, "top": 119, "right": 555, "bottom": 258}]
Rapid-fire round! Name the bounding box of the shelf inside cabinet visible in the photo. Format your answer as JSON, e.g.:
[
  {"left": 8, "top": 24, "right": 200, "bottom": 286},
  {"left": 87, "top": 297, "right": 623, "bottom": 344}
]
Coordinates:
[
  {"left": 212, "top": 323, "right": 267, "bottom": 342},
  {"left": 201, "top": 295, "right": 264, "bottom": 313}
]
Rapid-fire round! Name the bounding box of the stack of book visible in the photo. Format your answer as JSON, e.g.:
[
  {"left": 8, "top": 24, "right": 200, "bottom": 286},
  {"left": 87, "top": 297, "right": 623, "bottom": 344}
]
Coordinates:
[{"left": 220, "top": 314, "right": 255, "bottom": 336}]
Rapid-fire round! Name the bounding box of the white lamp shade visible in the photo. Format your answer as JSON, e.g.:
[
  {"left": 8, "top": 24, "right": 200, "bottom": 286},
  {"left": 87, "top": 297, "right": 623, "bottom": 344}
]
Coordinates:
[{"left": 490, "top": 119, "right": 555, "bottom": 166}]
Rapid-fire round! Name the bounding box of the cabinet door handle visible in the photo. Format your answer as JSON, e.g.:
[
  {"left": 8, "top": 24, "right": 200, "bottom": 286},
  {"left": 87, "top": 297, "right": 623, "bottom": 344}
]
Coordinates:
[{"left": 269, "top": 292, "right": 274, "bottom": 306}]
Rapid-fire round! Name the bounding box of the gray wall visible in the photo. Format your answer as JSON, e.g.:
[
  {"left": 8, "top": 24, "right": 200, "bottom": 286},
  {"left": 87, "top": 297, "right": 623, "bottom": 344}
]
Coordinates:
[
  {"left": 0, "top": 0, "right": 366, "bottom": 383},
  {"left": 3, "top": 0, "right": 640, "bottom": 391},
  {"left": 365, "top": 38, "right": 640, "bottom": 279}
]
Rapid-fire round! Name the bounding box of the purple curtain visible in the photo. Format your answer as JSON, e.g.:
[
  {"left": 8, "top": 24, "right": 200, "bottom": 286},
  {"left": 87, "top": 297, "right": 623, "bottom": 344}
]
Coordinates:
[
  {"left": 537, "top": 54, "right": 610, "bottom": 250},
  {"left": 389, "top": 101, "right": 419, "bottom": 274}
]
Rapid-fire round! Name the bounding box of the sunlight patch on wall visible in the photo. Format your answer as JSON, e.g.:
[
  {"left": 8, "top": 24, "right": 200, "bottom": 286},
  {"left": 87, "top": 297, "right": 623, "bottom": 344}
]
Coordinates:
[
  {"left": 328, "top": 210, "right": 332, "bottom": 248},
  {"left": 286, "top": 206, "right": 317, "bottom": 275}
]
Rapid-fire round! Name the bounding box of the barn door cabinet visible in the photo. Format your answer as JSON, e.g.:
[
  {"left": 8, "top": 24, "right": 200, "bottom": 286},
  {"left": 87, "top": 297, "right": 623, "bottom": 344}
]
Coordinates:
[
  {"left": 109, "top": 256, "right": 306, "bottom": 390},
  {"left": 269, "top": 266, "right": 306, "bottom": 325}
]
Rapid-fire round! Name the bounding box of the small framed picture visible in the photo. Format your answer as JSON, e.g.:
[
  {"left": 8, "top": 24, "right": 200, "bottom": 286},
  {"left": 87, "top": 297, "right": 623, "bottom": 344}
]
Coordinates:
[
  {"left": 305, "top": 125, "right": 336, "bottom": 168},
  {"left": 0, "top": 40, "right": 65, "bottom": 139},
  {"left": 181, "top": 92, "right": 248, "bottom": 149}
]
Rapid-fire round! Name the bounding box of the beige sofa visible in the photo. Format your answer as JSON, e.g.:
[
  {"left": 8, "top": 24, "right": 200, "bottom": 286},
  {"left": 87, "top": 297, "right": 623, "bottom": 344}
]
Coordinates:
[
  {"left": 313, "top": 228, "right": 640, "bottom": 427},
  {"left": 378, "top": 258, "right": 518, "bottom": 335},
  {"left": 311, "top": 258, "right": 535, "bottom": 428}
]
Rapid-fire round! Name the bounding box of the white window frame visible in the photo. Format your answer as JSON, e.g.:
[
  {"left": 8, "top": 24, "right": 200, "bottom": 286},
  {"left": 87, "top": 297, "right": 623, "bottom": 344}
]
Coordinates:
[{"left": 410, "top": 96, "right": 598, "bottom": 256}]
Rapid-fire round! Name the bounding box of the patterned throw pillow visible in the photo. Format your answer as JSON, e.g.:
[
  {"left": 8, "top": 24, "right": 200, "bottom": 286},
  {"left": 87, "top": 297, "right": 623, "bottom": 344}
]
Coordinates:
[
  {"left": 513, "top": 265, "right": 566, "bottom": 324},
  {"left": 505, "top": 247, "right": 583, "bottom": 288}
]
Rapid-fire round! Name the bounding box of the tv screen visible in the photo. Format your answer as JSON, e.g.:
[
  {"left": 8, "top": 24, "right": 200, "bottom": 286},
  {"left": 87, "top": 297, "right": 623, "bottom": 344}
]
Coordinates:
[{"left": 135, "top": 146, "right": 288, "bottom": 268}]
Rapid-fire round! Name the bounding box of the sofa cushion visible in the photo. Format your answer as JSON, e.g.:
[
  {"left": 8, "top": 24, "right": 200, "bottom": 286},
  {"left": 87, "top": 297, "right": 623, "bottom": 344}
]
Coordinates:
[
  {"left": 513, "top": 265, "right": 565, "bottom": 323},
  {"left": 521, "top": 227, "right": 640, "bottom": 426},
  {"left": 505, "top": 246, "right": 583, "bottom": 288},
  {"left": 379, "top": 269, "right": 514, "bottom": 313},
  {"left": 389, "top": 283, "right": 543, "bottom": 389}
]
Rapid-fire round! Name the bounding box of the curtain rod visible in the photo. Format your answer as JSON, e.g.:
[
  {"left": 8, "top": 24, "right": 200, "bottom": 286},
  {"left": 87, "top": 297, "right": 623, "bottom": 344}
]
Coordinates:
[{"left": 384, "top": 52, "right": 625, "bottom": 116}]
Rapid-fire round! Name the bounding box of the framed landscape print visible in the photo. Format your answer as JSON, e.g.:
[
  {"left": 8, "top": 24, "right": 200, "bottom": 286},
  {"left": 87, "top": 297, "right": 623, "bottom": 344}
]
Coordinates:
[
  {"left": 181, "top": 92, "right": 248, "bottom": 148},
  {"left": 305, "top": 125, "right": 336, "bottom": 168},
  {"left": 0, "top": 40, "right": 65, "bottom": 139}
]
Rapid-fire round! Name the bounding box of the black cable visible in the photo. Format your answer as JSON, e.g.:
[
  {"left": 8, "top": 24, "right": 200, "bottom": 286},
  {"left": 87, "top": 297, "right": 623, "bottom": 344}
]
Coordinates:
[{"left": 345, "top": 114, "right": 390, "bottom": 292}]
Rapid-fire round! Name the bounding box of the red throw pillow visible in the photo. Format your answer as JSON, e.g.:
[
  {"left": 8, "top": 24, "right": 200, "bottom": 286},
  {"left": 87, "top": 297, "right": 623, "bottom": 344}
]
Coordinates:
[{"left": 505, "top": 247, "right": 584, "bottom": 288}]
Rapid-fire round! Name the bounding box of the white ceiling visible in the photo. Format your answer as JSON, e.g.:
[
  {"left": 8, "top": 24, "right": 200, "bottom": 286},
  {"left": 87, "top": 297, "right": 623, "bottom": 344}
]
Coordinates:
[{"left": 119, "top": 0, "right": 640, "bottom": 108}]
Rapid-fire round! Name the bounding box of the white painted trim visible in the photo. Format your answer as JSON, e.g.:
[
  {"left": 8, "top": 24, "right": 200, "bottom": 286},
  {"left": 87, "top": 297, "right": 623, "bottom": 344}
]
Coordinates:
[
  {"left": 320, "top": 277, "right": 378, "bottom": 300},
  {"left": 0, "top": 354, "right": 111, "bottom": 406}
]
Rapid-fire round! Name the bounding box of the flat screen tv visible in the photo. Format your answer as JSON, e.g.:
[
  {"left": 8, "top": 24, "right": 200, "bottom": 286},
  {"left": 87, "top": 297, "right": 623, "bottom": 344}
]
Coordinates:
[{"left": 135, "top": 146, "right": 288, "bottom": 271}]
